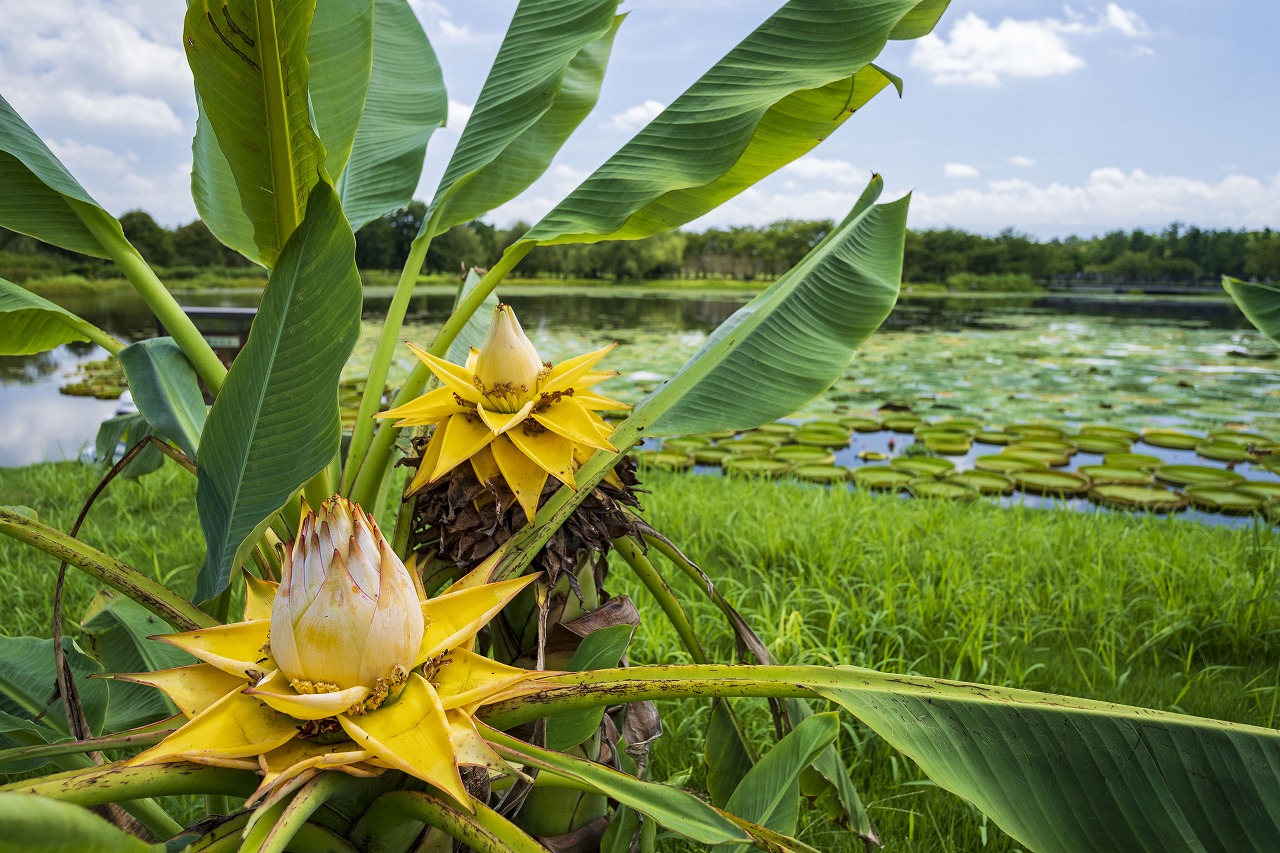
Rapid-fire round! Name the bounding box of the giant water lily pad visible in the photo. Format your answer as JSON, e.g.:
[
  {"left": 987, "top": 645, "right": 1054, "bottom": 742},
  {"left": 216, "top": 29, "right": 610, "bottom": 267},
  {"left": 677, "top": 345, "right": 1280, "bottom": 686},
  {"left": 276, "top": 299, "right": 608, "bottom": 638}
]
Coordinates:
[
  {"left": 1002, "top": 448, "right": 1070, "bottom": 468},
  {"left": 1234, "top": 481, "right": 1280, "bottom": 500},
  {"left": 1080, "top": 425, "right": 1141, "bottom": 442},
  {"left": 1014, "top": 439, "right": 1078, "bottom": 456},
  {"left": 1184, "top": 485, "right": 1265, "bottom": 515},
  {"left": 724, "top": 457, "right": 791, "bottom": 478},
  {"left": 692, "top": 448, "right": 731, "bottom": 466},
  {"left": 914, "top": 424, "right": 975, "bottom": 439},
  {"left": 1077, "top": 465, "right": 1153, "bottom": 486},
  {"left": 852, "top": 466, "right": 914, "bottom": 492},
  {"left": 974, "top": 431, "right": 1018, "bottom": 446},
  {"left": 634, "top": 450, "right": 694, "bottom": 471},
  {"left": 1195, "top": 441, "right": 1252, "bottom": 463},
  {"left": 975, "top": 455, "right": 1047, "bottom": 474},
  {"left": 1073, "top": 434, "right": 1132, "bottom": 454},
  {"left": 1089, "top": 485, "right": 1188, "bottom": 513},
  {"left": 909, "top": 479, "right": 978, "bottom": 501},
  {"left": 1103, "top": 452, "right": 1164, "bottom": 470},
  {"left": 793, "top": 426, "right": 852, "bottom": 448},
  {"left": 891, "top": 457, "right": 956, "bottom": 478},
  {"left": 1142, "top": 429, "right": 1202, "bottom": 450},
  {"left": 721, "top": 441, "right": 775, "bottom": 457},
  {"left": 1007, "top": 423, "right": 1066, "bottom": 438},
  {"left": 792, "top": 464, "right": 850, "bottom": 484},
  {"left": 1013, "top": 470, "right": 1090, "bottom": 497},
  {"left": 924, "top": 437, "right": 972, "bottom": 456},
  {"left": 1208, "top": 430, "right": 1271, "bottom": 447},
  {"left": 755, "top": 422, "right": 798, "bottom": 438},
  {"left": 739, "top": 431, "right": 787, "bottom": 447},
  {"left": 946, "top": 470, "right": 1015, "bottom": 496},
  {"left": 663, "top": 436, "right": 713, "bottom": 453},
  {"left": 773, "top": 445, "right": 836, "bottom": 465},
  {"left": 1153, "top": 465, "right": 1245, "bottom": 487},
  {"left": 882, "top": 417, "right": 922, "bottom": 433},
  {"left": 841, "top": 416, "right": 882, "bottom": 432}
]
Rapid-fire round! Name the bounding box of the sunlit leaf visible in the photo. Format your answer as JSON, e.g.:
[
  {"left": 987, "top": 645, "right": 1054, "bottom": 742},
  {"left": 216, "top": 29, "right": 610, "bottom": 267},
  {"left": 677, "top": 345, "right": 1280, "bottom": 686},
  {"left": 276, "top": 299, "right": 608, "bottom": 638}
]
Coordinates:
[{"left": 118, "top": 337, "right": 206, "bottom": 461}]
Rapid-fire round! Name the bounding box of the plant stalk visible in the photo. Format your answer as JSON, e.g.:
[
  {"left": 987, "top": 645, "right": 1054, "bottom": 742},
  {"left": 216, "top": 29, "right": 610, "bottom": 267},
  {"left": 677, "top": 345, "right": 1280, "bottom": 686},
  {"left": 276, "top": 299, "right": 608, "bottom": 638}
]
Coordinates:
[
  {"left": 351, "top": 790, "right": 543, "bottom": 853},
  {"left": 612, "top": 537, "right": 708, "bottom": 664},
  {"left": 69, "top": 200, "right": 227, "bottom": 393}
]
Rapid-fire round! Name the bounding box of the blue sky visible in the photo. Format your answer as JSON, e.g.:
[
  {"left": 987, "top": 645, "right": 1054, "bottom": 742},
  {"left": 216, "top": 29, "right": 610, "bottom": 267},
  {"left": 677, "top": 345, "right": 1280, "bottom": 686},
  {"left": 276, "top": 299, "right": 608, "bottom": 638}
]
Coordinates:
[{"left": 4, "top": 1, "right": 1277, "bottom": 238}]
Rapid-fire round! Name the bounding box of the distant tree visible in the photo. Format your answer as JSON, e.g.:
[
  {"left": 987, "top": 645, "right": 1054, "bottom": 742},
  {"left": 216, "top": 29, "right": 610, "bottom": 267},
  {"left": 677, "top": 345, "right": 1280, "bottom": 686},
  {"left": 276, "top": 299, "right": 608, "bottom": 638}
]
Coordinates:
[
  {"left": 172, "top": 220, "right": 229, "bottom": 266},
  {"left": 355, "top": 217, "right": 397, "bottom": 270},
  {"left": 120, "top": 210, "right": 174, "bottom": 266}
]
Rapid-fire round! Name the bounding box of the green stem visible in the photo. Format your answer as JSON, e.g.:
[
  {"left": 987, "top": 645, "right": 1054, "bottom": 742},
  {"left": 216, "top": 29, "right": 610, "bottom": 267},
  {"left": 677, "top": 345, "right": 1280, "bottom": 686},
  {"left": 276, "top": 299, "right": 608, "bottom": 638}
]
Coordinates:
[
  {"left": 249, "top": 773, "right": 353, "bottom": 853},
  {"left": 351, "top": 790, "right": 543, "bottom": 853},
  {"left": 0, "top": 729, "right": 169, "bottom": 766},
  {"left": 122, "top": 797, "right": 185, "bottom": 842},
  {"left": 302, "top": 464, "right": 335, "bottom": 507},
  {"left": 204, "top": 794, "right": 228, "bottom": 820},
  {"left": 60, "top": 315, "right": 124, "bottom": 355},
  {"left": 69, "top": 201, "right": 227, "bottom": 393},
  {"left": 342, "top": 231, "right": 435, "bottom": 494},
  {"left": 613, "top": 537, "right": 708, "bottom": 664},
  {"left": 348, "top": 242, "right": 535, "bottom": 508},
  {"left": 1, "top": 760, "right": 257, "bottom": 803},
  {"left": 0, "top": 507, "right": 216, "bottom": 631}
]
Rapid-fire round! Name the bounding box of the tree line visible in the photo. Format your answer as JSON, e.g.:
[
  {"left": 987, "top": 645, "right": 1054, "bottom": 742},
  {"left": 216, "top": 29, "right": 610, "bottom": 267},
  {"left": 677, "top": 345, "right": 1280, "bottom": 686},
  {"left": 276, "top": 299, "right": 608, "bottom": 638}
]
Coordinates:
[{"left": 4, "top": 204, "right": 1279, "bottom": 285}]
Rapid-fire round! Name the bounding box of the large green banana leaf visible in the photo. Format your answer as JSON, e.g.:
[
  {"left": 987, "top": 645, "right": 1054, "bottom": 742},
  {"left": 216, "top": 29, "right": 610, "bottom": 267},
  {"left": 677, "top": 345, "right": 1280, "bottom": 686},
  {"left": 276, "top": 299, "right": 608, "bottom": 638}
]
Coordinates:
[
  {"left": 0, "top": 94, "right": 126, "bottom": 258},
  {"left": 118, "top": 337, "right": 206, "bottom": 462},
  {"left": 195, "top": 183, "right": 360, "bottom": 600},
  {"left": 337, "top": 0, "right": 448, "bottom": 231},
  {"left": 191, "top": 94, "right": 259, "bottom": 263},
  {"left": 308, "top": 0, "right": 374, "bottom": 182},
  {"left": 0, "top": 794, "right": 160, "bottom": 853},
  {"left": 1224, "top": 276, "right": 1280, "bottom": 345},
  {"left": 425, "top": 0, "right": 623, "bottom": 236},
  {"left": 185, "top": 0, "right": 323, "bottom": 267},
  {"left": 0, "top": 278, "right": 113, "bottom": 356},
  {"left": 489, "top": 665, "right": 1280, "bottom": 853},
  {"left": 521, "top": 0, "right": 942, "bottom": 246}
]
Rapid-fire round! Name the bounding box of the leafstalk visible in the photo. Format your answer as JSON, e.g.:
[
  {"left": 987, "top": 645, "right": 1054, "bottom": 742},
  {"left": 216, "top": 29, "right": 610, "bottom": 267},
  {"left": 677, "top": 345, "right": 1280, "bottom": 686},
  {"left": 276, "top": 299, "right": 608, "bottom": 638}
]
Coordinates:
[
  {"left": 63, "top": 316, "right": 124, "bottom": 356},
  {"left": 613, "top": 537, "right": 708, "bottom": 663},
  {"left": 68, "top": 200, "right": 227, "bottom": 393},
  {"left": 351, "top": 790, "right": 543, "bottom": 853},
  {"left": 347, "top": 241, "right": 535, "bottom": 508},
  {"left": 342, "top": 228, "right": 436, "bottom": 494}
]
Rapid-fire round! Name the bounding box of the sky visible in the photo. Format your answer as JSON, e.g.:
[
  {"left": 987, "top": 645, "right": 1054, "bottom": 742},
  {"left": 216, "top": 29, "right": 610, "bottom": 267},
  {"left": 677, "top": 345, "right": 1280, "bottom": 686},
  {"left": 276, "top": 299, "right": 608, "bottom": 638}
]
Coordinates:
[{"left": 3, "top": 1, "right": 1278, "bottom": 240}]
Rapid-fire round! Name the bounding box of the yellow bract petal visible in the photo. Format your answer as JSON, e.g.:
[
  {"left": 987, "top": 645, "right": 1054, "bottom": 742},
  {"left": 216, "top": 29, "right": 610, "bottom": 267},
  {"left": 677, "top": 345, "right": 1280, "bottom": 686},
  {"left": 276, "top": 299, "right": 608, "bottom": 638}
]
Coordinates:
[
  {"left": 406, "top": 422, "right": 447, "bottom": 495},
  {"left": 255, "top": 738, "right": 375, "bottom": 802},
  {"left": 128, "top": 688, "right": 297, "bottom": 766},
  {"left": 338, "top": 674, "right": 470, "bottom": 808},
  {"left": 491, "top": 435, "right": 549, "bottom": 522},
  {"left": 430, "top": 414, "right": 498, "bottom": 483},
  {"left": 573, "top": 389, "right": 630, "bottom": 411},
  {"left": 468, "top": 444, "right": 504, "bottom": 491},
  {"left": 113, "top": 664, "right": 248, "bottom": 719},
  {"left": 378, "top": 386, "right": 471, "bottom": 425},
  {"left": 418, "top": 575, "right": 537, "bottom": 663},
  {"left": 533, "top": 396, "right": 617, "bottom": 451},
  {"left": 406, "top": 342, "right": 484, "bottom": 404},
  {"left": 477, "top": 399, "right": 534, "bottom": 437},
  {"left": 464, "top": 346, "right": 480, "bottom": 374},
  {"left": 539, "top": 344, "right": 615, "bottom": 395},
  {"left": 506, "top": 425, "right": 576, "bottom": 488},
  {"left": 243, "top": 571, "right": 278, "bottom": 621},
  {"left": 574, "top": 370, "right": 621, "bottom": 391},
  {"left": 156, "top": 620, "right": 272, "bottom": 680},
  {"left": 447, "top": 709, "right": 508, "bottom": 772},
  {"left": 244, "top": 670, "right": 371, "bottom": 721},
  {"left": 433, "top": 648, "right": 531, "bottom": 710}
]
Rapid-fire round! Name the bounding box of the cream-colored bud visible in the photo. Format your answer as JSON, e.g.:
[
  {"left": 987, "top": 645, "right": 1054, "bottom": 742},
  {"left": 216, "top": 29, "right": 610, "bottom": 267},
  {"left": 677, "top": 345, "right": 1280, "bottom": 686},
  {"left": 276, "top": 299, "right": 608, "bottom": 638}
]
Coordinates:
[
  {"left": 270, "top": 496, "right": 424, "bottom": 692},
  {"left": 474, "top": 305, "right": 544, "bottom": 399}
]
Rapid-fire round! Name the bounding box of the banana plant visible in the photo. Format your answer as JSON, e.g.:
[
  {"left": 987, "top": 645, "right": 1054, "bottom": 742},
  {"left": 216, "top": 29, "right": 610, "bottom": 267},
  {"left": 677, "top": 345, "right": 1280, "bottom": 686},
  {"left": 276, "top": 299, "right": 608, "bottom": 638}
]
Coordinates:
[{"left": 3, "top": 0, "right": 1280, "bottom": 850}]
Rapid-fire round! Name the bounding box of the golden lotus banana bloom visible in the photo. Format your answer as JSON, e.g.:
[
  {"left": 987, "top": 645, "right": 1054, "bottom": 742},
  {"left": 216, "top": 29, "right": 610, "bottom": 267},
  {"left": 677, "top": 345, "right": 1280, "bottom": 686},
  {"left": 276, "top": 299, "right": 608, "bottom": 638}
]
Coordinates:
[
  {"left": 377, "top": 304, "right": 629, "bottom": 521},
  {"left": 121, "top": 496, "right": 537, "bottom": 806}
]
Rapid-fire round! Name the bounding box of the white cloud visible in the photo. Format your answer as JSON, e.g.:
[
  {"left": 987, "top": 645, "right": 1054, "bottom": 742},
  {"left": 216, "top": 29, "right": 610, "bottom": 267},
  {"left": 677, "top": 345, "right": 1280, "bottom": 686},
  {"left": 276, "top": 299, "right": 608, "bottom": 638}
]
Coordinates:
[
  {"left": 911, "top": 6, "right": 1148, "bottom": 86},
  {"left": 1009, "top": 155, "right": 1037, "bottom": 168},
  {"left": 446, "top": 100, "right": 473, "bottom": 131},
  {"left": 782, "top": 157, "right": 868, "bottom": 185},
  {"left": 605, "top": 100, "right": 665, "bottom": 133},
  {"left": 911, "top": 168, "right": 1280, "bottom": 233},
  {"left": 944, "top": 162, "right": 980, "bottom": 179},
  {"left": 411, "top": 1, "right": 501, "bottom": 45}
]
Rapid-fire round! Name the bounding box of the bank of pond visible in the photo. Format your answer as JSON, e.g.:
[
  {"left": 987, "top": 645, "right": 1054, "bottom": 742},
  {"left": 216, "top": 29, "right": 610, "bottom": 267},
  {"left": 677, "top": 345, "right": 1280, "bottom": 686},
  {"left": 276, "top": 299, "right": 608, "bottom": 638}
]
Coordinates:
[{"left": 632, "top": 411, "right": 1280, "bottom": 526}]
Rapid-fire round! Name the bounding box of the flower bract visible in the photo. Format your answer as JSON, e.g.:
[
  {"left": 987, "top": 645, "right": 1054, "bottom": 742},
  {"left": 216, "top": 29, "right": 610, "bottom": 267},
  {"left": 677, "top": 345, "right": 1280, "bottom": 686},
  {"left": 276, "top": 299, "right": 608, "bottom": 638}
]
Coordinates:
[
  {"left": 121, "top": 496, "right": 537, "bottom": 806},
  {"left": 376, "top": 304, "right": 629, "bottom": 522}
]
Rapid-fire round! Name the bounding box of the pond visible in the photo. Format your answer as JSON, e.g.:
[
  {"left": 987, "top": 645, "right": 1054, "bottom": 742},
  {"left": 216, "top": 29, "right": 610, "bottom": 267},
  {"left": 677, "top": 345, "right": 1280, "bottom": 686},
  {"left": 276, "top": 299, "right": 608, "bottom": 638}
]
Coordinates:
[{"left": 2, "top": 287, "right": 1275, "bottom": 500}]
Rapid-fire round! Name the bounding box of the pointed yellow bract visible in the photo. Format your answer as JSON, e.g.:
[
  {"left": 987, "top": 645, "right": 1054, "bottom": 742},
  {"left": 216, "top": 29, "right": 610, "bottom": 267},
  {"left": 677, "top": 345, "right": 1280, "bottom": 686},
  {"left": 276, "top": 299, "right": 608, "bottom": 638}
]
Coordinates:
[
  {"left": 124, "top": 496, "right": 546, "bottom": 807},
  {"left": 377, "top": 304, "right": 628, "bottom": 522}
]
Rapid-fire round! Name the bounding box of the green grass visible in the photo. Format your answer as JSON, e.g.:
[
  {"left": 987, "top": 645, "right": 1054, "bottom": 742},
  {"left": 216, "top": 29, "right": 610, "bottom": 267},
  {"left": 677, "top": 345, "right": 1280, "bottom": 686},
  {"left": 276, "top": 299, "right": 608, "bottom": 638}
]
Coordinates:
[{"left": 2, "top": 463, "right": 1277, "bottom": 850}]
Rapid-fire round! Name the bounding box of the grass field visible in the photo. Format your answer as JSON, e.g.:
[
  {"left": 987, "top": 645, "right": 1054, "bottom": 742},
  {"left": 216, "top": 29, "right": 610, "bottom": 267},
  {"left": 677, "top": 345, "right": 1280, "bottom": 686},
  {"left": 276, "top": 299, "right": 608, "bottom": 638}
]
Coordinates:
[{"left": 2, "top": 462, "right": 1277, "bottom": 850}]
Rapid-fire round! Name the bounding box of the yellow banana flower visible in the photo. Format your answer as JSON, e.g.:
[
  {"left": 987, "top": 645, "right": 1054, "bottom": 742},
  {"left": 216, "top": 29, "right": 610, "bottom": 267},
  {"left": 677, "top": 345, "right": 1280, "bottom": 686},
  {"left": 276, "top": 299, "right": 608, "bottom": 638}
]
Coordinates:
[
  {"left": 376, "top": 304, "right": 629, "bottom": 523},
  {"left": 122, "top": 496, "right": 538, "bottom": 807}
]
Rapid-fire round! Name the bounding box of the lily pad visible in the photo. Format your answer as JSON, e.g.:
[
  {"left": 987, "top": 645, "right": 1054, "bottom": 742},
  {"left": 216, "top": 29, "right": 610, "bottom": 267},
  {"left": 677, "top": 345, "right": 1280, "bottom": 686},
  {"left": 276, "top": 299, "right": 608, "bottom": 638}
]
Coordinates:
[
  {"left": 841, "top": 417, "right": 882, "bottom": 432},
  {"left": 1002, "top": 448, "right": 1070, "bottom": 468},
  {"left": 1014, "top": 439, "right": 1078, "bottom": 456},
  {"left": 755, "top": 422, "right": 798, "bottom": 438},
  {"left": 724, "top": 457, "right": 792, "bottom": 478},
  {"left": 933, "top": 418, "right": 984, "bottom": 430},
  {"left": 1208, "top": 430, "right": 1271, "bottom": 447},
  {"left": 793, "top": 428, "right": 852, "bottom": 449},
  {"left": 975, "top": 455, "right": 1047, "bottom": 474},
  {"left": 974, "top": 431, "right": 1018, "bottom": 446},
  {"left": 857, "top": 450, "right": 889, "bottom": 462},
  {"left": 923, "top": 438, "right": 973, "bottom": 456},
  {"left": 634, "top": 450, "right": 694, "bottom": 471},
  {"left": 721, "top": 441, "right": 776, "bottom": 457},
  {"left": 1012, "top": 470, "right": 1090, "bottom": 497},
  {"left": 1184, "top": 485, "right": 1266, "bottom": 515},
  {"left": 1153, "top": 465, "right": 1245, "bottom": 487},
  {"left": 1141, "top": 429, "right": 1202, "bottom": 450},
  {"left": 792, "top": 464, "right": 850, "bottom": 484},
  {"left": 914, "top": 424, "right": 975, "bottom": 439},
  {"left": 882, "top": 417, "right": 923, "bottom": 433},
  {"left": 1072, "top": 434, "right": 1132, "bottom": 454},
  {"left": 739, "top": 431, "right": 787, "bottom": 447},
  {"left": 891, "top": 457, "right": 956, "bottom": 478},
  {"left": 773, "top": 445, "right": 837, "bottom": 465},
  {"left": 1089, "top": 485, "right": 1188, "bottom": 513},
  {"left": 1233, "top": 481, "right": 1280, "bottom": 500},
  {"left": 1194, "top": 441, "right": 1252, "bottom": 463},
  {"left": 852, "top": 466, "right": 915, "bottom": 492},
  {"left": 909, "top": 479, "right": 978, "bottom": 501},
  {"left": 1007, "top": 423, "right": 1066, "bottom": 438},
  {"left": 1079, "top": 425, "right": 1141, "bottom": 442},
  {"left": 692, "top": 448, "right": 732, "bottom": 466},
  {"left": 1103, "top": 452, "right": 1164, "bottom": 470},
  {"left": 946, "top": 470, "right": 1015, "bottom": 496},
  {"left": 663, "top": 436, "right": 713, "bottom": 453},
  {"left": 1076, "top": 465, "right": 1153, "bottom": 486}
]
